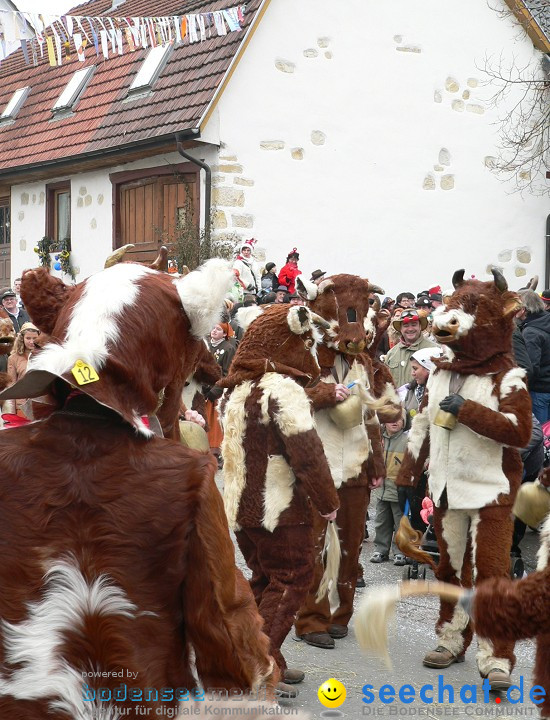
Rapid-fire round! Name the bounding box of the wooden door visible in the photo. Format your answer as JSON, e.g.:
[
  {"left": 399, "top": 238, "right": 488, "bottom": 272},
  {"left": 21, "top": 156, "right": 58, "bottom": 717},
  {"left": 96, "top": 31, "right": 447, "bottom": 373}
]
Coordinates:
[{"left": 0, "top": 197, "right": 10, "bottom": 289}]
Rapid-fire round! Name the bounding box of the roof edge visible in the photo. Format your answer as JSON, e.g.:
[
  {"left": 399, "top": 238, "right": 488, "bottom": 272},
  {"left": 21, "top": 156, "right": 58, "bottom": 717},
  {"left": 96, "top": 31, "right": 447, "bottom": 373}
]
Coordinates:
[
  {"left": 502, "top": 0, "right": 550, "bottom": 52},
  {"left": 199, "top": 0, "right": 273, "bottom": 132}
]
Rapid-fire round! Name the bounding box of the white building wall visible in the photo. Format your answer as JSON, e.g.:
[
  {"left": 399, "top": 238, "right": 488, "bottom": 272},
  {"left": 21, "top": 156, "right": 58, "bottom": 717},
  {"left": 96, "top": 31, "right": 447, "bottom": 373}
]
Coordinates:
[{"left": 208, "top": 0, "right": 549, "bottom": 296}]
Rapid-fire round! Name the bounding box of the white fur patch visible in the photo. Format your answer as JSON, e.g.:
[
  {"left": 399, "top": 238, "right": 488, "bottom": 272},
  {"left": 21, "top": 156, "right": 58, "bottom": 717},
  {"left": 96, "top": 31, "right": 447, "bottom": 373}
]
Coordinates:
[
  {"left": 286, "top": 306, "right": 311, "bottom": 335},
  {"left": 364, "top": 308, "right": 376, "bottom": 346},
  {"left": 407, "top": 410, "right": 430, "bottom": 461},
  {"left": 432, "top": 306, "right": 475, "bottom": 338},
  {"left": 536, "top": 512, "right": 550, "bottom": 571},
  {"left": 175, "top": 259, "right": 234, "bottom": 339},
  {"left": 259, "top": 373, "right": 314, "bottom": 437},
  {"left": 436, "top": 603, "right": 470, "bottom": 658},
  {"left": 262, "top": 456, "right": 295, "bottom": 531},
  {"left": 28, "top": 263, "right": 152, "bottom": 377},
  {"left": 221, "top": 381, "right": 254, "bottom": 531},
  {"left": 477, "top": 638, "right": 511, "bottom": 676},
  {"left": 295, "top": 276, "right": 318, "bottom": 301},
  {"left": 0, "top": 558, "right": 135, "bottom": 718},
  {"left": 236, "top": 305, "right": 264, "bottom": 332},
  {"left": 500, "top": 367, "right": 527, "bottom": 398}
]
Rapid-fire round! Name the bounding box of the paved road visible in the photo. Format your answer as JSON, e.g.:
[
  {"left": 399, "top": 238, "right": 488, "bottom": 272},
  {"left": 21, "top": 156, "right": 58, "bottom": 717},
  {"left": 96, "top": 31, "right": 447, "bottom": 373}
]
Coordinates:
[{"left": 218, "top": 472, "right": 543, "bottom": 720}]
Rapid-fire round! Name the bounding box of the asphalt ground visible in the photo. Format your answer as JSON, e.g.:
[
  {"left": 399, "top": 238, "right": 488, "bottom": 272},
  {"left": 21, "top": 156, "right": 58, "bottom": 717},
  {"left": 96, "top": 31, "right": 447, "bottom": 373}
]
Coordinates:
[{"left": 216, "top": 471, "right": 544, "bottom": 720}]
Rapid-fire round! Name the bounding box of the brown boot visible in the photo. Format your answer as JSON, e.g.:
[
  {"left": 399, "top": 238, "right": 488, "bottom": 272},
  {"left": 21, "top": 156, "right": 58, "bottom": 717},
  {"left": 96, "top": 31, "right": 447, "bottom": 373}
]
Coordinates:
[
  {"left": 328, "top": 624, "right": 348, "bottom": 639},
  {"left": 295, "top": 631, "right": 335, "bottom": 649},
  {"left": 275, "top": 682, "right": 299, "bottom": 699},
  {"left": 283, "top": 668, "right": 305, "bottom": 684},
  {"left": 486, "top": 669, "right": 512, "bottom": 691},
  {"left": 423, "top": 646, "right": 465, "bottom": 668}
]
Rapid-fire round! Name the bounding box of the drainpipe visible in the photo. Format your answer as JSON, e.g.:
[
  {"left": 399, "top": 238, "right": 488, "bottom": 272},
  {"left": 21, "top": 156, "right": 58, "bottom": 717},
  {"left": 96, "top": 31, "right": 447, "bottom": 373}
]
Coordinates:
[
  {"left": 175, "top": 131, "right": 211, "bottom": 244},
  {"left": 546, "top": 214, "right": 550, "bottom": 289}
]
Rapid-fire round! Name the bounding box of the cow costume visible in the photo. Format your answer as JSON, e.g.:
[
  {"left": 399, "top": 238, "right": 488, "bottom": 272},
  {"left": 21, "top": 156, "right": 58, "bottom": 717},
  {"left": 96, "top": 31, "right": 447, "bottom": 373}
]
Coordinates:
[
  {"left": 293, "top": 274, "right": 402, "bottom": 649},
  {"left": 396, "top": 269, "right": 532, "bottom": 688},
  {"left": 0, "top": 260, "right": 277, "bottom": 719},
  {"left": 218, "top": 303, "right": 339, "bottom": 694}
]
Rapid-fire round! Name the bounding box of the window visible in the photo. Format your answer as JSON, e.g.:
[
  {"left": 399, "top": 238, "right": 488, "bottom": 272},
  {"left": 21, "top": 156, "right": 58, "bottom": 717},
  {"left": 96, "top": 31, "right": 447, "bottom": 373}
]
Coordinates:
[
  {"left": 0, "top": 87, "right": 30, "bottom": 123},
  {"left": 128, "top": 45, "right": 172, "bottom": 96},
  {"left": 0, "top": 199, "right": 10, "bottom": 245},
  {"left": 52, "top": 66, "right": 95, "bottom": 114},
  {"left": 46, "top": 182, "right": 71, "bottom": 244}
]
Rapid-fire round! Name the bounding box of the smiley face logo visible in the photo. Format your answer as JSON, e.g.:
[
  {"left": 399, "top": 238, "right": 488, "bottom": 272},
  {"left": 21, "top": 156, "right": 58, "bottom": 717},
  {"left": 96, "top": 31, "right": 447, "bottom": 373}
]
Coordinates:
[{"left": 318, "top": 678, "right": 347, "bottom": 708}]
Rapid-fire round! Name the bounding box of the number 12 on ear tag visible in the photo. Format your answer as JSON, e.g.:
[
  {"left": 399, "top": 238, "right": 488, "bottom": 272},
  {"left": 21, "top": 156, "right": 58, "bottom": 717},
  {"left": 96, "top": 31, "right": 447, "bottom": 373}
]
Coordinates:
[{"left": 71, "top": 360, "right": 99, "bottom": 385}]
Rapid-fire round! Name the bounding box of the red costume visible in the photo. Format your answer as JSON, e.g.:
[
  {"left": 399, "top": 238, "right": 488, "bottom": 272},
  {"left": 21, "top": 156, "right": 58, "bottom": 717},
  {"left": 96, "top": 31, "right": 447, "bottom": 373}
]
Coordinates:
[
  {"left": 0, "top": 260, "right": 276, "bottom": 719},
  {"left": 278, "top": 248, "right": 302, "bottom": 294}
]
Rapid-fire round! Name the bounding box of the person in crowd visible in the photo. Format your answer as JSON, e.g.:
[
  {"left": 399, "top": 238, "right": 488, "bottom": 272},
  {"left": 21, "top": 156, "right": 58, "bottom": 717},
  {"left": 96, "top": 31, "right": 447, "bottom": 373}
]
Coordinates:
[
  {"left": 395, "top": 291, "right": 415, "bottom": 309},
  {"left": 288, "top": 292, "right": 304, "bottom": 306},
  {"left": 228, "top": 269, "right": 246, "bottom": 304},
  {"left": 541, "top": 289, "right": 550, "bottom": 310},
  {"left": 0, "top": 289, "right": 30, "bottom": 333},
  {"left": 13, "top": 277, "right": 24, "bottom": 309},
  {"left": 387, "top": 306, "right": 404, "bottom": 348},
  {"left": 205, "top": 321, "right": 237, "bottom": 468},
  {"left": 415, "top": 295, "right": 432, "bottom": 319},
  {"left": 400, "top": 346, "right": 442, "bottom": 417},
  {"left": 274, "top": 286, "right": 288, "bottom": 304},
  {"left": 518, "top": 289, "right": 550, "bottom": 424},
  {"left": 310, "top": 269, "right": 326, "bottom": 285},
  {"left": 233, "top": 239, "right": 262, "bottom": 296},
  {"left": 384, "top": 309, "right": 437, "bottom": 388},
  {"left": 370, "top": 413, "right": 409, "bottom": 566},
  {"left": 381, "top": 297, "right": 395, "bottom": 313},
  {"left": 429, "top": 289, "right": 443, "bottom": 309},
  {"left": 278, "top": 248, "right": 302, "bottom": 294},
  {"left": 261, "top": 262, "right": 278, "bottom": 293}
]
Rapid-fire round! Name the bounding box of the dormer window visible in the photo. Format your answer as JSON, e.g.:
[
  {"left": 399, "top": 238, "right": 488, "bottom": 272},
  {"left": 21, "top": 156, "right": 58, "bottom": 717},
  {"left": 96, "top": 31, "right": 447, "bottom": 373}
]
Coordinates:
[
  {"left": 0, "top": 87, "right": 30, "bottom": 123},
  {"left": 127, "top": 45, "right": 172, "bottom": 97},
  {"left": 52, "top": 66, "right": 95, "bottom": 114}
]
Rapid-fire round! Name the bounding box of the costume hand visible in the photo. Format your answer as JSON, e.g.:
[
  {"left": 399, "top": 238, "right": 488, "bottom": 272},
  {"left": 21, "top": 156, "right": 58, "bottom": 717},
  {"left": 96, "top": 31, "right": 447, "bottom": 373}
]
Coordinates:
[
  {"left": 369, "top": 476, "right": 384, "bottom": 490},
  {"left": 439, "top": 394, "right": 465, "bottom": 416},
  {"left": 184, "top": 409, "right": 206, "bottom": 428},
  {"left": 321, "top": 510, "right": 337, "bottom": 521},
  {"left": 334, "top": 383, "right": 351, "bottom": 403}
]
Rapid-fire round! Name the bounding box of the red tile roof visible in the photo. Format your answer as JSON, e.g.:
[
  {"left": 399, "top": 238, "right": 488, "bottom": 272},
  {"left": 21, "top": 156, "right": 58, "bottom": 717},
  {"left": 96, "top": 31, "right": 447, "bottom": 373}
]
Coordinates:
[{"left": 0, "top": 0, "right": 263, "bottom": 178}]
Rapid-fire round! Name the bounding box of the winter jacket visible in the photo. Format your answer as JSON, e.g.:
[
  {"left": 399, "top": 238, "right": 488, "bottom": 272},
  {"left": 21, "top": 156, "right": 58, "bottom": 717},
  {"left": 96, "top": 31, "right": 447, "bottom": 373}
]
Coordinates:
[
  {"left": 512, "top": 327, "right": 533, "bottom": 386},
  {"left": 384, "top": 336, "right": 438, "bottom": 388},
  {"left": 521, "top": 311, "right": 550, "bottom": 392},
  {"left": 278, "top": 264, "right": 302, "bottom": 295},
  {"left": 376, "top": 427, "right": 409, "bottom": 503}
]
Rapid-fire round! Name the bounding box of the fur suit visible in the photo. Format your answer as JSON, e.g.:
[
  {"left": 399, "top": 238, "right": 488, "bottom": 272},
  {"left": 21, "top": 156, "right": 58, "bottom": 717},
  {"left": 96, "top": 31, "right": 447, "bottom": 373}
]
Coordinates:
[
  {"left": 218, "top": 304, "right": 339, "bottom": 675},
  {"left": 293, "top": 275, "right": 402, "bottom": 641},
  {"left": 0, "top": 260, "right": 276, "bottom": 719},
  {"left": 397, "top": 269, "right": 532, "bottom": 681},
  {"left": 471, "top": 511, "right": 550, "bottom": 718}
]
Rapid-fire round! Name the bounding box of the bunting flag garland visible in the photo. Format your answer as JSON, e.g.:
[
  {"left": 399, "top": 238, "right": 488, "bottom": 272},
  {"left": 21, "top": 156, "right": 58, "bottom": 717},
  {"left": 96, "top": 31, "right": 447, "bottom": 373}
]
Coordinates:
[{"left": 0, "top": 5, "right": 246, "bottom": 66}]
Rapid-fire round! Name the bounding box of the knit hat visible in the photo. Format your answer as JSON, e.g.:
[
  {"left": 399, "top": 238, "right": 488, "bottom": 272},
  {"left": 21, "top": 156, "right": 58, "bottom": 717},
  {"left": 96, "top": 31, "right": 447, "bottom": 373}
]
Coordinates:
[
  {"left": 19, "top": 322, "right": 40, "bottom": 334},
  {"left": 411, "top": 347, "right": 442, "bottom": 371},
  {"left": 265, "top": 262, "right": 276, "bottom": 272},
  {"left": 217, "top": 322, "right": 235, "bottom": 338}
]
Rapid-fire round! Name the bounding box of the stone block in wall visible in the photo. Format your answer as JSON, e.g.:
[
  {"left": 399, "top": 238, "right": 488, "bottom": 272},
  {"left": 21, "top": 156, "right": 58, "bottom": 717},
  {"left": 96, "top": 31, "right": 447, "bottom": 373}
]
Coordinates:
[
  {"left": 304, "top": 49, "right": 318, "bottom": 58},
  {"left": 291, "top": 148, "right": 304, "bottom": 160},
  {"left": 212, "top": 187, "right": 245, "bottom": 207},
  {"left": 317, "top": 37, "right": 330, "bottom": 48},
  {"left": 231, "top": 214, "right": 254, "bottom": 229},
  {"left": 396, "top": 45, "right": 421, "bottom": 53},
  {"left": 515, "top": 267, "right": 527, "bottom": 277},
  {"left": 311, "top": 131, "right": 326, "bottom": 145},
  {"left": 275, "top": 59, "right": 295, "bottom": 73},
  {"left": 517, "top": 247, "right": 531, "bottom": 263},
  {"left": 452, "top": 100, "right": 464, "bottom": 112},
  {"left": 212, "top": 175, "right": 226, "bottom": 186},
  {"left": 220, "top": 155, "right": 237, "bottom": 162},
  {"left": 21, "top": 193, "right": 29, "bottom": 205},
  {"left": 213, "top": 164, "right": 243, "bottom": 173},
  {"left": 260, "top": 141, "right": 285, "bottom": 150},
  {"left": 439, "top": 148, "right": 451, "bottom": 166},
  {"left": 434, "top": 90, "right": 442, "bottom": 103},
  {"left": 440, "top": 175, "right": 454, "bottom": 190},
  {"left": 423, "top": 175, "right": 435, "bottom": 190},
  {"left": 213, "top": 210, "right": 228, "bottom": 229},
  {"left": 234, "top": 177, "right": 255, "bottom": 186},
  {"left": 446, "top": 77, "right": 459, "bottom": 92},
  {"left": 498, "top": 250, "right": 512, "bottom": 262},
  {"left": 466, "top": 104, "right": 484, "bottom": 115}
]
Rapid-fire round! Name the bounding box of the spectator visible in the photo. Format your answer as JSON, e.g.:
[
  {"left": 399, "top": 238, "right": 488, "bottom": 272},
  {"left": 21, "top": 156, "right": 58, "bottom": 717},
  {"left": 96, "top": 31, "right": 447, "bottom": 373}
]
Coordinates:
[
  {"left": 261, "top": 262, "right": 278, "bottom": 294},
  {"left": 370, "top": 413, "right": 408, "bottom": 566},
  {"left": 233, "top": 240, "right": 262, "bottom": 296},
  {"left": 429, "top": 292, "right": 443, "bottom": 310},
  {"left": 541, "top": 290, "right": 550, "bottom": 311},
  {"left": 401, "top": 346, "right": 442, "bottom": 417},
  {"left": 13, "top": 277, "right": 24, "bottom": 309},
  {"left": 274, "top": 286, "right": 289, "bottom": 304},
  {"left": 395, "top": 292, "right": 415, "bottom": 309},
  {"left": 205, "top": 322, "right": 237, "bottom": 467},
  {"left": 288, "top": 292, "right": 304, "bottom": 306},
  {"left": 310, "top": 269, "right": 326, "bottom": 285},
  {"left": 278, "top": 248, "right": 302, "bottom": 294},
  {"left": 0, "top": 289, "right": 30, "bottom": 333},
  {"left": 415, "top": 295, "right": 432, "bottom": 319},
  {"left": 384, "top": 309, "right": 437, "bottom": 387},
  {"left": 7, "top": 322, "right": 40, "bottom": 417},
  {"left": 381, "top": 297, "right": 395, "bottom": 313},
  {"left": 518, "top": 290, "right": 550, "bottom": 424}
]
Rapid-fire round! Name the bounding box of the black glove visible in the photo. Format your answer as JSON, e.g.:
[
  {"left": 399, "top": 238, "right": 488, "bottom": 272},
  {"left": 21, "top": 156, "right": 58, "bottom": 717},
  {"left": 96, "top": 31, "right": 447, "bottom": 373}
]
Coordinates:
[{"left": 439, "top": 394, "right": 465, "bottom": 416}]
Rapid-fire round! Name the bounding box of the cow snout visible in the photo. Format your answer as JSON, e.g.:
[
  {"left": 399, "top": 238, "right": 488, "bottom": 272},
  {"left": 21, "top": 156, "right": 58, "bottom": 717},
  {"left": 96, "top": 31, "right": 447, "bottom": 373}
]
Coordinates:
[
  {"left": 338, "top": 339, "right": 366, "bottom": 354},
  {"left": 433, "top": 318, "right": 460, "bottom": 343}
]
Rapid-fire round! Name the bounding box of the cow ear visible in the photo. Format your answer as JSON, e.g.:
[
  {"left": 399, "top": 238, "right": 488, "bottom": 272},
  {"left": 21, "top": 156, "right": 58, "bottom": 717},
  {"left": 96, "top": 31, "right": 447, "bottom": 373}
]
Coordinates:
[
  {"left": 317, "top": 278, "right": 334, "bottom": 295},
  {"left": 502, "top": 294, "right": 522, "bottom": 316},
  {"left": 287, "top": 305, "right": 313, "bottom": 335},
  {"left": 296, "top": 276, "right": 318, "bottom": 301},
  {"left": 20, "top": 268, "right": 73, "bottom": 336},
  {"left": 235, "top": 305, "right": 264, "bottom": 332}
]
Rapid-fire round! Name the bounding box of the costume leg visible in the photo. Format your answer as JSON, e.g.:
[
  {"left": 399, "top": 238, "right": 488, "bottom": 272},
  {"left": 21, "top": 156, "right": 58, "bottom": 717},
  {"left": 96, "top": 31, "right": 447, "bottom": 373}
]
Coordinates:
[
  {"left": 471, "top": 504, "right": 516, "bottom": 676},
  {"left": 373, "top": 499, "right": 393, "bottom": 555},
  {"left": 236, "top": 529, "right": 268, "bottom": 607},
  {"left": 294, "top": 512, "right": 330, "bottom": 636},
  {"left": 535, "top": 633, "right": 550, "bottom": 719},
  {"left": 252, "top": 525, "right": 314, "bottom": 671},
  {"left": 330, "top": 485, "right": 370, "bottom": 627},
  {"left": 433, "top": 505, "right": 472, "bottom": 657}
]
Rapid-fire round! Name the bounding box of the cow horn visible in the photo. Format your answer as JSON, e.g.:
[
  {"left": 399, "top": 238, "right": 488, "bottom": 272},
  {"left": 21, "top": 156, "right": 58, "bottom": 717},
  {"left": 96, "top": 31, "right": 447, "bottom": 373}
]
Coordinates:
[
  {"left": 527, "top": 275, "right": 539, "bottom": 291},
  {"left": 149, "top": 246, "right": 169, "bottom": 272},
  {"left": 104, "top": 244, "right": 135, "bottom": 268},
  {"left": 310, "top": 311, "right": 330, "bottom": 330},
  {"left": 491, "top": 267, "right": 508, "bottom": 293},
  {"left": 452, "top": 269, "right": 465, "bottom": 288},
  {"left": 368, "top": 283, "right": 385, "bottom": 295}
]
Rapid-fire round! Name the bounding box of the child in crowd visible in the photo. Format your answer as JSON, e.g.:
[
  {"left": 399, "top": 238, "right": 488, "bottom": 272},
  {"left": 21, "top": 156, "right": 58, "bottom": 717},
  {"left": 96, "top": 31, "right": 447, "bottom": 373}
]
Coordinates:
[
  {"left": 400, "top": 346, "right": 441, "bottom": 418},
  {"left": 370, "top": 412, "right": 409, "bottom": 566}
]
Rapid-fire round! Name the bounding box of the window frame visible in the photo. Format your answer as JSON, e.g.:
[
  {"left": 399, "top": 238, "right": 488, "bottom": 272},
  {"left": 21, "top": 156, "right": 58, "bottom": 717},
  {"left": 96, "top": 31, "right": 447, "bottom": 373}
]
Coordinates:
[{"left": 46, "top": 181, "right": 71, "bottom": 245}]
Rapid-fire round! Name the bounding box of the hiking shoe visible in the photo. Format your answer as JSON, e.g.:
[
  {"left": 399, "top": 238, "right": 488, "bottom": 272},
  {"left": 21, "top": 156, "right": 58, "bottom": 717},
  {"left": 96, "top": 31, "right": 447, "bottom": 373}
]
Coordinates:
[
  {"left": 356, "top": 576, "right": 366, "bottom": 588},
  {"left": 487, "top": 669, "right": 512, "bottom": 691},
  {"left": 275, "top": 682, "right": 299, "bottom": 699},
  {"left": 370, "top": 552, "right": 389, "bottom": 563},
  {"left": 328, "top": 624, "right": 348, "bottom": 639},
  {"left": 295, "top": 631, "right": 335, "bottom": 649},
  {"left": 423, "top": 646, "right": 465, "bottom": 668},
  {"left": 393, "top": 554, "right": 406, "bottom": 566},
  {"left": 283, "top": 668, "right": 305, "bottom": 684}
]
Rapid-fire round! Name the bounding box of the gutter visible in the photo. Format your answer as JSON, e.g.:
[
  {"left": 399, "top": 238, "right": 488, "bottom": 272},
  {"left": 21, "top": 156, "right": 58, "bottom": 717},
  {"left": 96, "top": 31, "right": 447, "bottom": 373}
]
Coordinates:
[
  {"left": 175, "top": 130, "right": 211, "bottom": 244},
  {"left": 546, "top": 214, "right": 550, "bottom": 289}
]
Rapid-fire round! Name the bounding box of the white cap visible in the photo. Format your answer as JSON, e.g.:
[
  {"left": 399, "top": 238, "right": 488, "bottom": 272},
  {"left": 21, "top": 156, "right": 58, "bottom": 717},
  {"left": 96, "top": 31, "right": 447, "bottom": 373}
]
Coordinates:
[{"left": 411, "top": 346, "right": 442, "bottom": 371}]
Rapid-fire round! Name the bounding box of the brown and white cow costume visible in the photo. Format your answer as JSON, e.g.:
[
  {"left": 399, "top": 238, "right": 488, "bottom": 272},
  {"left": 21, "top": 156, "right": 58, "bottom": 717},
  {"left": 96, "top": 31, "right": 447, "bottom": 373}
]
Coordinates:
[
  {"left": 293, "top": 274, "right": 402, "bottom": 648},
  {"left": 218, "top": 303, "right": 339, "bottom": 690},
  {"left": 396, "top": 269, "right": 532, "bottom": 686},
  {"left": 0, "top": 260, "right": 277, "bottom": 719}
]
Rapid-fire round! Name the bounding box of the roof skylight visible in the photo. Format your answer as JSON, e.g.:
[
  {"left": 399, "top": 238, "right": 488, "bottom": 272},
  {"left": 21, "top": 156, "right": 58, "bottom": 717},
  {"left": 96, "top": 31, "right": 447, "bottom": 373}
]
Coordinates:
[
  {"left": 1, "top": 87, "right": 30, "bottom": 122},
  {"left": 52, "top": 66, "right": 95, "bottom": 114},
  {"left": 128, "top": 45, "right": 172, "bottom": 95}
]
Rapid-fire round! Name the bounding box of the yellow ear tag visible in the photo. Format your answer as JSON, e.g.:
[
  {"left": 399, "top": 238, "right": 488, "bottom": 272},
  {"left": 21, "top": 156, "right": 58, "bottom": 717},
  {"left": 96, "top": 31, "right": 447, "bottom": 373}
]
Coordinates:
[{"left": 71, "top": 360, "right": 99, "bottom": 385}]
